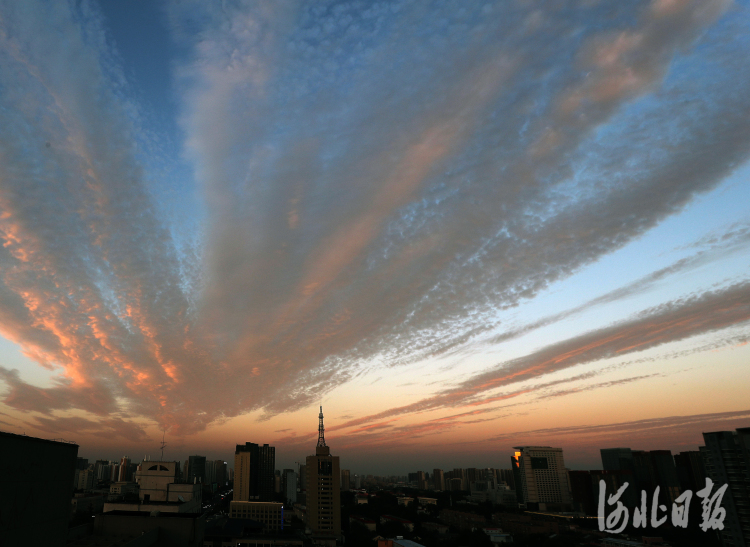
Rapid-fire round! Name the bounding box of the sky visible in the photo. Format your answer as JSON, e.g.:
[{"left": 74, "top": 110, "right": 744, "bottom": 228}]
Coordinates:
[{"left": 0, "top": 0, "right": 749, "bottom": 475}]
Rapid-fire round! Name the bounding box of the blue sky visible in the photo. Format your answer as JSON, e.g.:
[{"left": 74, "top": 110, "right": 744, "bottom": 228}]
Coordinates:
[{"left": 0, "top": 0, "right": 748, "bottom": 471}]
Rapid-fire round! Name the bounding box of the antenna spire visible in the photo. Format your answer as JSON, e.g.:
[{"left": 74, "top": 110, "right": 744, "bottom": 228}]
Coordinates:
[
  {"left": 317, "top": 405, "right": 326, "bottom": 448},
  {"left": 160, "top": 429, "right": 167, "bottom": 461}
]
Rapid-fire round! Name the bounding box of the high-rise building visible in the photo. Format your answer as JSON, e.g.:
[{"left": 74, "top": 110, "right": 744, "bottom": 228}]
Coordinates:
[
  {"left": 674, "top": 450, "right": 707, "bottom": 493},
  {"left": 76, "top": 469, "right": 95, "bottom": 491},
  {"left": 499, "top": 469, "right": 516, "bottom": 490},
  {"left": 234, "top": 442, "right": 275, "bottom": 501},
  {"left": 215, "top": 460, "right": 228, "bottom": 486},
  {"left": 649, "top": 450, "right": 681, "bottom": 505},
  {"left": 602, "top": 447, "right": 682, "bottom": 505},
  {"left": 306, "top": 406, "right": 341, "bottom": 541},
  {"left": 118, "top": 457, "right": 132, "bottom": 482},
  {"left": 188, "top": 455, "right": 206, "bottom": 484},
  {"left": 452, "top": 468, "right": 466, "bottom": 490},
  {"left": 284, "top": 469, "right": 298, "bottom": 504},
  {"left": 341, "top": 469, "right": 350, "bottom": 491},
  {"left": 601, "top": 448, "right": 634, "bottom": 472},
  {"left": 205, "top": 459, "right": 216, "bottom": 485},
  {"left": 701, "top": 428, "right": 750, "bottom": 547},
  {"left": 433, "top": 469, "right": 445, "bottom": 491},
  {"left": 511, "top": 446, "right": 571, "bottom": 511},
  {"left": 299, "top": 464, "right": 306, "bottom": 492}
]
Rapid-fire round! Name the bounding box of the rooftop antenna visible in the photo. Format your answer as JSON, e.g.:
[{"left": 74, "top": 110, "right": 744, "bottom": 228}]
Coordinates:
[
  {"left": 317, "top": 406, "right": 326, "bottom": 448},
  {"left": 160, "top": 429, "right": 167, "bottom": 461}
]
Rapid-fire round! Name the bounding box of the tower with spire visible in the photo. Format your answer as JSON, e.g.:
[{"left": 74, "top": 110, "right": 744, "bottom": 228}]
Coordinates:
[
  {"left": 306, "top": 406, "right": 341, "bottom": 540},
  {"left": 316, "top": 405, "right": 329, "bottom": 455}
]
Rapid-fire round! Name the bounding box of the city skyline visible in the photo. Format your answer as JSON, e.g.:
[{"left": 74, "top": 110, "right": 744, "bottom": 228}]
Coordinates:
[{"left": 1, "top": 0, "right": 750, "bottom": 475}]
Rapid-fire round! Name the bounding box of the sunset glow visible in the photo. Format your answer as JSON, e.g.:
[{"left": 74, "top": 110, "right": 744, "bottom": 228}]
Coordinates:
[{"left": 0, "top": 0, "right": 749, "bottom": 474}]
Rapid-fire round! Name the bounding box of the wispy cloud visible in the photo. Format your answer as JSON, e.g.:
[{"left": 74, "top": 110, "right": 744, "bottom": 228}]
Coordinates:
[
  {"left": 328, "top": 281, "right": 750, "bottom": 428},
  {"left": 0, "top": 0, "right": 747, "bottom": 439}
]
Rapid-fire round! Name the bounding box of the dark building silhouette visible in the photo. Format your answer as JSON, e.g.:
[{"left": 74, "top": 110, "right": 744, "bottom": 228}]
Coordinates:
[
  {"left": 569, "top": 469, "right": 637, "bottom": 514},
  {"left": 601, "top": 448, "right": 634, "bottom": 472},
  {"left": 649, "top": 450, "right": 682, "bottom": 504},
  {"left": 306, "top": 406, "right": 341, "bottom": 541},
  {"left": 234, "top": 442, "right": 275, "bottom": 501},
  {"left": 0, "top": 431, "right": 78, "bottom": 546},
  {"left": 601, "top": 447, "right": 681, "bottom": 505},
  {"left": 188, "top": 455, "right": 206, "bottom": 484},
  {"left": 701, "top": 428, "right": 750, "bottom": 547},
  {"left": 674, "top": 450, "right": 707, "bottom": 492}
]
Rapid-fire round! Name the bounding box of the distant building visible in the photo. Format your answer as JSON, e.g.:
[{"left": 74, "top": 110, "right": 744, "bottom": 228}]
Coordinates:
[
  {"left": 674, "top": 450, "right": 707, "bottom": 492},
  {"left": 93, "top": 460, "right": 110, "bottom": 483},
  {"left": 229, "top": 500, "right": 284, "bottom": 531},
  {"left": 700, "top": 428, "right": 750, "bottom": 547},
  {"left": 448, "top": 477, "right": 463, "bottom": 491},
  {"left": 306, "top": 406, "right": 341, "bottom": 542},
  {"left": 215, "top": 460, "right": 228, "bottom": 486},
  {"left": 188, "top": 455, "right": 206, "bottom": 484},
  {"left": 432, "top": 468, "right": 445, "bottom": 491},
  {"left": 498, "top": 469, "right": 516, "bottom": 490},
  {"left": 118, "top": 456, "right": 132, "bottom": 482},
  {"left": 76, "top": 468, "right": 95, "bottom": 491},
  {"left": 299, "top": 464, "right": 306, "bottom": 492},
  {"left": 417, "top": 496, "right": 437, "bottom": 505},
  {"left": 601, "top": 448, "right": 634, "bottom": 472},
  {"left": 109, "top": 481, "right": 139, "bottom": 500},
  {"left": 284, "top": 469, "right": 298, "bottom": 504},
  {"left": 439, "top": 508, "right": 486, "bottom": 530},
  {"left": 601, "top": 447, "right": 682, "bottom": 505},
  {"left": 511, "top": 446, "right": 571, "bottom": 511},
  {"left": 380, "top": 514, "right": 415, "bottom": 532},
  {"left": 234, "top": 442, "right": 275, "bottom": 501},
  {"left": 341, "top": 469, "right": 351, "bottom": 491}
]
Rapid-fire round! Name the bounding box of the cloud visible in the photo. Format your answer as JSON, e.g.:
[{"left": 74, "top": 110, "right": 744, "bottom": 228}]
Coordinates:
[
  {"left": 328, "top": 281, "right": 750, "bottom": 427},
  {"left": 0, "top": 0, "right": 748, "bottom": 437},
  {"left": 28, "top": 415, "right": 149, "bottom": 443},
  {"left": 485, "top": 409, "right": 750, "bottom": 446}
]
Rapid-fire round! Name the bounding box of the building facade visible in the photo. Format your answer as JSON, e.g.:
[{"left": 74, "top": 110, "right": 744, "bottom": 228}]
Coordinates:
[
  {"left": 341, "top": 469, "right": 350, "bottom": 491},
  {"left": 229, "top": 500, "right": 284, "bottom": 531},
  {"left": 306, "top": 406, "right": 341, "bottom": 541},
  {"left": 511, "top": 446, "right": 571, "bottom": 511},
  {"left": 0, "top": 431, "right": 78, "bottom": 547},
  {"left": 234, "top": 442, "right": 275, "bottom": 501},
  {"left": 701, "top": 428, "right": 750, "bottom": 547}
]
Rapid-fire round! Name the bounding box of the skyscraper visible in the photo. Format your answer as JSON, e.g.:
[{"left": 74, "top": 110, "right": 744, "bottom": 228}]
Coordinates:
[
  {"left": 674, "top": 451, "right": 707, "bottom": 493},
  {"left": 234, "top": 442, "right": 275, "bottom": 501},
  {"left": 215, "top": 460, "right": 228, "bottom": 486},
  {"left": 118, "top": 457, "right": 131, "bottom": 482},
  {"left": 511, "top": 446, "right": 571, "bottom": 511},
  {"left": 601, "top": 448, "right": 634, "bottom": 472},
  {"left": 701, "top": 428, "right": 750, "bottom": 547},
  {"left": 306, "top": 406, "right": 341, "bottom": 541},
  {"left": 433, "top": 469, "right": 445, "bottom": 491},
  {"left": 188, "top": 455, "right": 206, "bottom": 484},
  {"left": 341, "top": 469, "right": 350, "bottom": 491}
]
